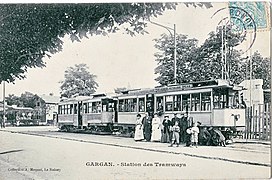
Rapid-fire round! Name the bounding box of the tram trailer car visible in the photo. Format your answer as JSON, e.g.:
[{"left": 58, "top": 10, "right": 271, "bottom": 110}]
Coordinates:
[
  {"left": 58, "top": 94, "right": 117, "bottom": 133},
  {"left": 57, "top": 79, "right": 247, "bottom": 135}
]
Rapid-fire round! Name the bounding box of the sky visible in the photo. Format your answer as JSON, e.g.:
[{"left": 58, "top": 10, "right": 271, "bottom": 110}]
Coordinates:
[{"left": 0, "top": 2, "right": 270, "bottom": 99}]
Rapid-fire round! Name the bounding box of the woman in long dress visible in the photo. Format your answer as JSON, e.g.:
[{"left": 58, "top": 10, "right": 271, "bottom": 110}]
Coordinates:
[
  {"left": 161, "top": 115, "right": 171, "bottom": 143},
  {"left": 134, "top": 114, "right": 144, "bottom": 141},
  {"left": 151, "top": 113, "right": 162, "bottom": 142}
]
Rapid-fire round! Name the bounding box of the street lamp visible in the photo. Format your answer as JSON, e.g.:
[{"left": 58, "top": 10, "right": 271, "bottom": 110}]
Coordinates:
[{"left": 149, "top": 21, "right": 177, "bottom": 84}]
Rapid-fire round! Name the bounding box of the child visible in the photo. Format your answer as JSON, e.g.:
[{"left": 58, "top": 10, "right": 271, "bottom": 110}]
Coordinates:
[
  {"left": 169, "top": 121, "right": 180, "bottom": 147},
  {"left": 191, "top": 122, "right": 199, "bottom": 148}
]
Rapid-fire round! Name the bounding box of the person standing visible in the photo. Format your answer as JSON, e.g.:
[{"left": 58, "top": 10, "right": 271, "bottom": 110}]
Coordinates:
[
  {"left": 179, "top": 113, "right": 187, "bottom": 143},
  {"left": 142, "top": 112, "right": 152, "bottom": 141},
  {"left": 151, "top": 113, "right": 162, "bottom": 142},
  {"left": 161, "top": 115, "right": 171, "bottom": 143},
  {"left": 0, "top": 116, "right": 3, "bottom": 128},
  {"left": 169, "top": 121, "right": 180, "bottom": 147},
  {"left": 134, "top": 114, "right": 144, "bottom": 141},
  {"left": 171, "top": 113, "right": 180, "bottom": 126},
  {"left": 186, "top": 113, "right": 193, "bottom": 128},
  {"left": 170, "top": 113, "right": 180, "bottom": 143},
  {"left": 191, "top": 122, "right": 199, "bottom": 147}
]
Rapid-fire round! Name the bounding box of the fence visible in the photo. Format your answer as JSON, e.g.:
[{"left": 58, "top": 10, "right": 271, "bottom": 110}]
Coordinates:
[{"left": 244, "top": 103, "right": 270, "bottom": 140}]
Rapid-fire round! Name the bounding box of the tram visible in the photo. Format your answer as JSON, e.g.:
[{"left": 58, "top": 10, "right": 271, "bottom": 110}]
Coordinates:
[
  {"left": 57, "top": 79, "right": 246, "bottom": 134},
  {"left": 58, "top": 94, "right": 117, "bottom": 132}
]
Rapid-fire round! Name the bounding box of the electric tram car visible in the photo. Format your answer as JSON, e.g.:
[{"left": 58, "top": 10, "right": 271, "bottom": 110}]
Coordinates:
[{"left": 57, "top": 79, "right": 246, "bottom": 135}]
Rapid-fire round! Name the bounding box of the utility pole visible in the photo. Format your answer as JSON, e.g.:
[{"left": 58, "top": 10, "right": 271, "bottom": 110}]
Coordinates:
[
  {"left": 173, "top": 24, "right": 177, "bottom": 84},
  {"left": 2, "top": 81, "right": 6, "bottom": 128}
]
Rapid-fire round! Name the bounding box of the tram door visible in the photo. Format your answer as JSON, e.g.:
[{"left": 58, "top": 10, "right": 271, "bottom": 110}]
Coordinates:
[
  {"left": 101, "top": 98, "right": 118, "bottom": 123},
  {"left": 146, "top": 94, "right": 155, "bottom": 117},
  {"left": 78, "top": 101, "right": 83, "bottom": 127},
  {"left": 113, "top": 99, "right": 118, "bottom": 123}
]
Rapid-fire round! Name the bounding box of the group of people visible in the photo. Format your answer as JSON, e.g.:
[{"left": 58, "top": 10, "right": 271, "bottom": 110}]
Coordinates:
[
  {"left": 134, "top": 112, "right": 227, "bottom": 147},
  {"left": 134, "top": 112, "right": 161, "bottom": 142}
]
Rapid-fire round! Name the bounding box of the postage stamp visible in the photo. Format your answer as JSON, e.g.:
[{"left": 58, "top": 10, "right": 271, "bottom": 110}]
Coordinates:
[{"left": 229, "top": 2, "right": 269, "bottom": 31}]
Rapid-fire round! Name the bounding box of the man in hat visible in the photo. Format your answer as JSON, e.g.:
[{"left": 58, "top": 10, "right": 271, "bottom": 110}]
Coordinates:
[
  {"left": 171, "top": 113, "right": 180, "bottom": 126},
  {"left": 179, "top": 113, "right": 188, "bottom": 143},
  {"left": 142, "top": 112, "right": 152, "bottom": 141}
]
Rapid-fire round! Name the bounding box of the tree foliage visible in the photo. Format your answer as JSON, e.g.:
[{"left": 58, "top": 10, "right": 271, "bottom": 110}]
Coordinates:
[
  {"left": 154, "top": 25, "right": 270, "bottom": 88},
  {"left": 6, "top": 91, "right": 45, "bottom": 108},
  {"left": 60, "top": 64, "right": 98, "bottom": 98},
  {"left": 241, "top": 52, "right": 271, "bottom": 89},
  {"left": 0, "top": 3, "right": 212, "bottom": 83},
  {"left": 154, "top": 34, "right": 198, "bottom": 85},
  {"left": 189, "top": 25, "right": 244, "bottom": 83}
]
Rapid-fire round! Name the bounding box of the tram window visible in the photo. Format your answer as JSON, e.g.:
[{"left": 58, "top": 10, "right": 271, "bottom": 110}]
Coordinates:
[
  {"left": 173, "top": 95, "right": 181, "bottom": 111},
  {"left": 63, "top": 105, "right": 66, "bottom": 114},
  {"left": 118, "top": 98, "right": 137, "bottom": 112},
  {"left": 124, "top": 98, "right": 137, "bottom": 112},
  {"left": 83, "top": 103, "right": 88, "bottom": 113},
  {"left": 182, "top": 94, "right": 190, "bottom": 112},
  {"left": 74, "top": 104, "right": 77, "bottom": 114},
  {"left": 165, "top": 96, "right": 173, "bottom": 111},
  {"left": 201, "top": 92, "right": 211, "bottom": 111},
  {"left": 91, "top": 102, "right": 101, "bottom": 113},
  {"left": 213, "top": 89, "right": 228, "bottom": 109},
  {"left": 191, "top": 94, "right": 200, "bottom": 111},
  {"left": 61, "top": 105, "right": 64, "bottom": 114},
  {"left": 88, "top": 103, "right": 92, "bottom": 113},
  {"left": 58, "top": 105, "right": 62, "bottom": 114},
  {"left": 124, "top": 99, "right": 128, "bottom": 112},
  {"left": 138, "top": 98, "right": 145, "bottom": 112},
  {"left": 229, "top": 91, "right": 238, "bottom": 108},
  {"left": 118, "top": 100, "right": 125, "bottom": 112},
  {"left": 97, "top": 102, "right": 102, "bottom": 113},
  {"left": 66, "top": 105, "right": 69, "bottom": 114},
  {"left": 92, "top": 102, "right": 96, "bottom": 113},
  {"left": 70, "top": 104, "right": 73, "bottom": 114},
  {"left": 108, "top": 102, "right": 114, "bottom": 112},
  {"left": 156, "top": 96, "right": 164, "bottom": 112},
  {"left": 132, "top": 99, "right": 137, "bottom": 112}
]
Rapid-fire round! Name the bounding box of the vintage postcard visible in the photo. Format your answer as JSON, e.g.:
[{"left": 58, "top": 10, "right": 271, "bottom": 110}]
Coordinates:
[{"left": 0, "top": 1, "right": 271, "bottom": 179}]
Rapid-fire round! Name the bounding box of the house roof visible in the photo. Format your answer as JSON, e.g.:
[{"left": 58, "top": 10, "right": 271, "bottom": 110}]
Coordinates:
[{"left": 40, "top": 94, "right": 60, "bottom": 104}]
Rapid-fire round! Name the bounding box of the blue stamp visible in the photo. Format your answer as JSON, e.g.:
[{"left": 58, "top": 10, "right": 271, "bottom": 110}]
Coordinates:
[{"left": 229, "top": 2, "right": 268, "bottom": 30}]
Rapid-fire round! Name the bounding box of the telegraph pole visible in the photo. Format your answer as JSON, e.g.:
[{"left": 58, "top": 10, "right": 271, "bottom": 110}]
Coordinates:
[
  {"left": 2, "top": 81, "right": 5, "bottom": 128},
  {"left": 173, "top": 24, "right": 177, "bottom": 84}
]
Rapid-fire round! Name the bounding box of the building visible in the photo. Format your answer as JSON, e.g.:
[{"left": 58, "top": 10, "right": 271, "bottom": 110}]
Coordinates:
[
  {"left": 238, "top": 79, "right": 264, "bottom": 107},
  {"left": 39, "top": 94, "right": 60, "bottom": 125}
]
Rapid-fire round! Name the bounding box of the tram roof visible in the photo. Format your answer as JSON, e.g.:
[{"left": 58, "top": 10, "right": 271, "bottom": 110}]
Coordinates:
[
  {"left": 116, "top": 79, "right": 233, "bottom": 97},
  {"left": 59, "top": 93, "right": 115, "bottom": 104},
  {"left": 160, "top": 79, "right": 230, "bottom": 88},
  {"left": 60, "top": 96, "right": 92, "bottom": 103}
]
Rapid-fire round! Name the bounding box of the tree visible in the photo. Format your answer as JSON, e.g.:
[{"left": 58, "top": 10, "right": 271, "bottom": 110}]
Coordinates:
[
  {"left": 154, "top": 25, "right": 249, "bottom": 85},
  {"left": 60, "top": 64, "right": 98, "bottom": 98},
  {"left": 189, "top": 25, "right": 245, "bottom": 84},
  {"left": 0, "top": 3, "right": 212, "bottom": 83},
  {"left": 154, "top": 34, "right": 198, "bottom": 85},
  {"left": 6, "top": 92, "right": 45, "bottom": 108},
  {"left": 241, "top": 51, "right": 270, "bottom": 89}
]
